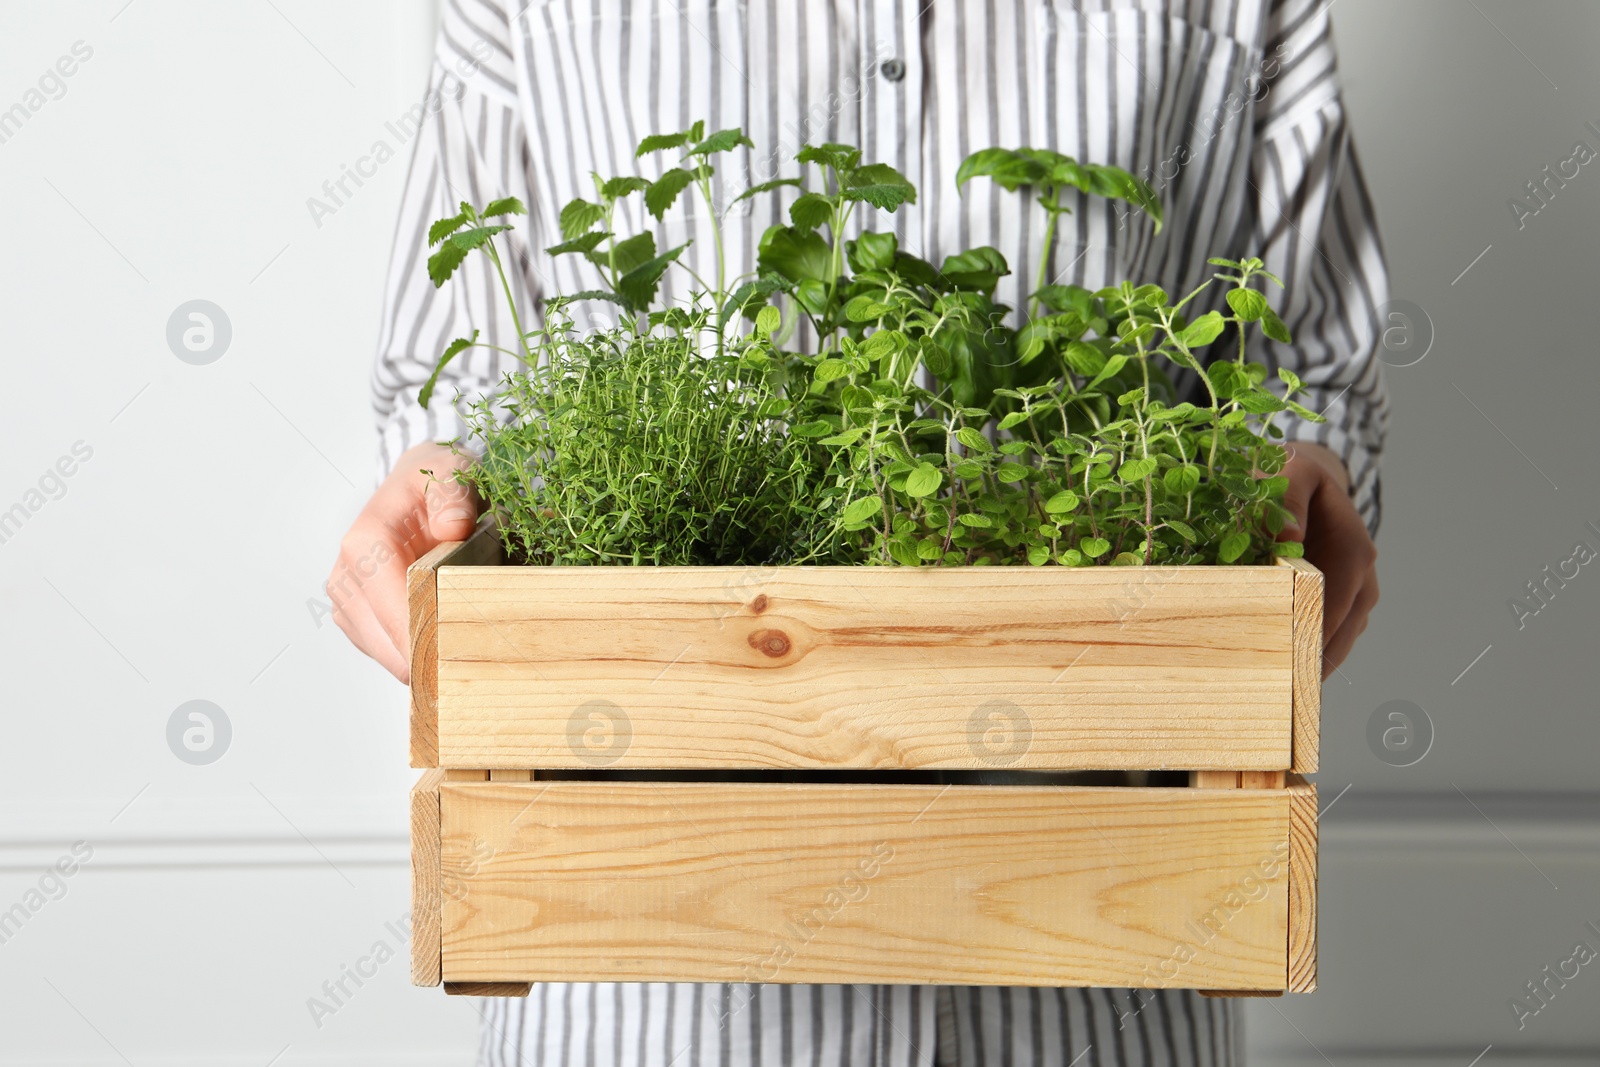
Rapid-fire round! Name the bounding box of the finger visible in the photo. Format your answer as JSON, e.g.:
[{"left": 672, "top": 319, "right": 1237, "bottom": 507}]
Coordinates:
[
  {"left": 425, "top": 470, "right": 480, "bottom": 542},
  {"left": 366, "top": 545, "right": 419, "bottom": 667},
  {"left": 1322, "top": 564, "right": 1378, "bottom": 675},
  {"left": 334, "top": 585, "right": 410, "bottom": 682},
  {"left": 1305, "top": 492, "right": 1376, "bottom": 643},
  {"left": 414, "top": 450, "right": 481, "bottom": 542}
]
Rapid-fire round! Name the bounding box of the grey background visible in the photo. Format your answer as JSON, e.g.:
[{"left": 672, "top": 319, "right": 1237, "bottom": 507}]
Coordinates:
[{"left": 0, "top": 1, "right": 1595, "bottom": 1064}]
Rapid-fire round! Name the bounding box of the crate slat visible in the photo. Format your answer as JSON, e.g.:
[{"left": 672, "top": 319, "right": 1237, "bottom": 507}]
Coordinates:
[
  {"left": 1283, "top": 557, "right": 1324, "bottom": 772},
  {"left": 434, "top": 565, "right": 1302, "bottom": 771},
  {"left": 439, "top": 780, "right": 1293, "bottom": 990}
]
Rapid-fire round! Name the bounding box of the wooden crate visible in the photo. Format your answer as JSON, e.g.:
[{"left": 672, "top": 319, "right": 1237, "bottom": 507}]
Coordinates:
[{"left": 408, "top": 521, "right": 1322, "bottom": 996}]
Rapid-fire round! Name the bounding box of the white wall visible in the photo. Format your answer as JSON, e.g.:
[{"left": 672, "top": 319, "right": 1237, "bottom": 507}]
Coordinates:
[
  {"left": 1249, "top": 2, "right": 1600, "bottom": 1063},
  {"left": 0, "top": 1, "right": 479, "bottom": 1062},
  {"left": 0, "top": 1, "right": 1595, "bottom": 1064}
]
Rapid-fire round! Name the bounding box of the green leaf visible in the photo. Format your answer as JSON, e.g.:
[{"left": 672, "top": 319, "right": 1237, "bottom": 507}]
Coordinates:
[
  {"left": 955, "top": 427, "right": 992, "bottom": 452},
  {"left": 918, "top": 537, "right": 945, "bottom": 561},
  {"left": 939, "top": 246, "right": 1010, "bottom": 291},
  {"left": 1285, "top": 399, "right": 1327, "bottom": 423},
  {"left": 995, "top": 462, "right": 1031, "bottom": 483},
  {"left": 997, "top": 411, "right": 1030, "bottom": 431},
  {"left": 544, "top": 231, "right": 609, "bottom": 257},
  {"left": 427, "top": 211, "right": 469, "bottom": 246},
  {"left": 418, "top": 330, "right": 478, "bottom": 409},
  {"left": 755, "top": 305, "right": 781, "bottom": 334},
  {"left": 1235, "top": 390, "right": 1285, "bottom": 414},
  {"left": 847, "top": 231, "right": 898, "bottom": 272},
  {"left": 1272, "top": 540, "right": 1306, "bottom": 558},
  {"left": 690, "top": 128, "right": 755, "bottom": 155},
  {"left": 955, "top": 148, "right": 1043, "bottom": 192},
  {"left": 559, "top": 198, "right": 605, "bottom": 240},
  {"left": 887, "top": 536, "right": 921, "bottom": 566},
  {"left": 426, "top": 225, "right": 507, "bottom": 287},
  {"left": 1163, "top": 465, "right": 1200, "bottom": 496},
  {"left": 1088, "top": 353, "right": 1128, "bottom": 388},
  {"left": 757, "top": 225, "right": 833, "bottom": 284},
  {"left": 793, "top": 419, "right": 834, "bottom": 437},
  {"left": 1027, "top": 544, "right": 1051, "bottom": 566},
  {"left": 1044, "top": 490, "right": 1080, "bottom": 513},
  {"left": 958, "top": 513, "right": 992, "bottom": 528},
  {"left": 841, "top": 495, "right": 883, "bottom": 525},
  {"left": 841, "top": 163, "right": 917, "bottom": 211},
  {"left": 600, "top": 232, "right": 657, "bottom": 276},
  {"left": 788, "top": 192, "right": 834, "bottom": 230},
  {"left": 645, "top": 168, "right": 696, "bottom": 220},
  {"left": 732, "top": 177, "right": 804, "bottom": 203},
  {"left": 1119, "top": 457, "right": 1158, "bottom": 482},
  {"left": 1064, "top": 340, "right": 1108, "bottom": 377},
  {"left": 599, "top": 176, "right": 651, "bottom": 199},
  {"left": 1226, "top": 287, "right": 1267, "bottom": 322},
  {"left": 905, "top": 463, "right": 943, "bottom": 498},
  {"left": 480, "top": 197, "right": 526, "bottom": 219},
  {"left": 819, "top": 428, "right": 865, "bottom": 445},
  {"left": 615, "top": 241, "right": 690, "bottom": 312},
  {"left": 1261, "top": 307, "right": 1293, "bottom": 344},
  {"left": 860, "top": 330, "right": 899, "bottom": 360},
  {"left": 1083, "top": 163, "right": 1163, "bottom": 232},
  {"left": 1182, "top": 310, "right": 1226, "bottom": 348},
  {"left": 844, "top": 295, "right": 892, "bottom": 322},
  {"left": 794, "top": 277, "right": 829, "bottom": 315},
  {"left": 1218, "top": 531, "right": 1251, "bottom": 563},
  {"left": 918, "top": 338, "right": 954, "bottom": 378},
  {"left": 814, "top": 358, "right": 851, "bottom": 383},
  {"left": 1167, "top": 519, "right": 1197, "bottom": 542},
  {"left": 635, "top": 130, "right": 691, "bottom": 156},
  {"left": 797, "top": 143, "right": 861, "bottom": 171},
  {"left": 1079, "top": 536, "right": 1110, "bottom": 559}
]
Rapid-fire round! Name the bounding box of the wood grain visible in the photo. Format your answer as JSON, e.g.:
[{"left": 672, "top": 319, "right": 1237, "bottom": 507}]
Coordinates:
[
  {"left": 1280, "top": 557, "right": 1324, "bottom": 773},
  {"left": 410, "top": 768, "right": 444, "bottom": 986},
  {"left": 1287, "top": 774, "right": 1319, "bottom": 992},
  {"left": 438, "top": 781, "right": 1292, "bottom": 989},
  {"left": 408, "top": 517, "right": 502, "bottom": 768},
  {"left": 436, "top": 565, "right": 1298, "bottom": 771}
]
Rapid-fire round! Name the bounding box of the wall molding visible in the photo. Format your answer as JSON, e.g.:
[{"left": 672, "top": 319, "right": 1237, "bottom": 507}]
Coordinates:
[{"left": 2, "top": 789, "right": 1595, "bottom": 870}]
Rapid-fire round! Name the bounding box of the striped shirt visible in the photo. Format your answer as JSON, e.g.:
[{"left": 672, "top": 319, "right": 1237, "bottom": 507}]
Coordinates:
[{"left": 373, "top": 1, "right": 1388, "bottom": 1063}]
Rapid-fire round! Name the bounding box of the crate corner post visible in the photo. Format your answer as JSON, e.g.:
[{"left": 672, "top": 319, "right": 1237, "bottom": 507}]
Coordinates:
[
  {"left": 411, "top": 768, "right": 445, "bottom": 987},
  {"left": 1287, "top": 773, "right": 1319, "bottom": 993},
  {"left": 408, "top": 517, "right": 502, "bottom": 769}
]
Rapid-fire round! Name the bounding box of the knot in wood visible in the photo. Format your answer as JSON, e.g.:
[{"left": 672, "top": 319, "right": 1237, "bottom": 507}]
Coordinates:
[{"left": 748, "top": 628, "right": 791, "bottom": 658}]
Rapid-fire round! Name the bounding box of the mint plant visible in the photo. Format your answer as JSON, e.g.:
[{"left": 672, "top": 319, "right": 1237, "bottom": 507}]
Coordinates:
[{"left": 418, "top": 123, "right": 1321, "bottom": 568}]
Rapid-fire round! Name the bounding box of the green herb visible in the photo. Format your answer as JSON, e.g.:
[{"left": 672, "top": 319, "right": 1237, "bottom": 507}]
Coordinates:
[{"left": 418, "top": 124, "right": 1321, "bottom": 568}]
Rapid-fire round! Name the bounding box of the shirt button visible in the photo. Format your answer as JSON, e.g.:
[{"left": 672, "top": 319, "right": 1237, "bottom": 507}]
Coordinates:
[{"left": 880, "top": 57, "right": 906, "bottom": 82}]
